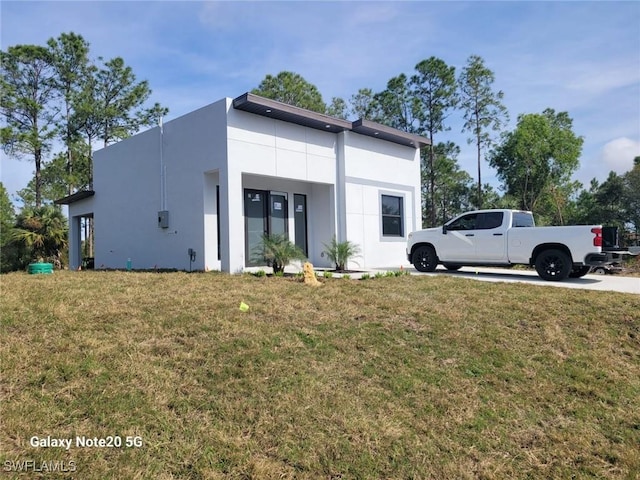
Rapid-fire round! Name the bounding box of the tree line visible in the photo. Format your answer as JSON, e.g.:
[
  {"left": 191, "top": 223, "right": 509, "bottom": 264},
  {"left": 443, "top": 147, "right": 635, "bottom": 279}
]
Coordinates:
[
  {"left": 1, "top": 34, "right": 638, "bottom": 271},
  {"left": 1, "top": 32, "right": 167, "bottom": 207},
  {"left": 1, "top": 32, "right": 167, "bottom": 271}
]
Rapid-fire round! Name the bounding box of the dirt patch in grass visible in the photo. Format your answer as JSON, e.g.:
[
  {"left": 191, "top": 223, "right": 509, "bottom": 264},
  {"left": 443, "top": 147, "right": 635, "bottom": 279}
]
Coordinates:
[{"left": 1, "top": 271, "right": 639, "bottom": 479}]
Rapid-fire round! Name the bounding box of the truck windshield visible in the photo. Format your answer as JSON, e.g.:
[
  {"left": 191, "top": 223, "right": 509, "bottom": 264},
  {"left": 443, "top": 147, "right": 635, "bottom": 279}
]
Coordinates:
[{"left": 513, "top": 212, "right": 535, "bottom": 227}]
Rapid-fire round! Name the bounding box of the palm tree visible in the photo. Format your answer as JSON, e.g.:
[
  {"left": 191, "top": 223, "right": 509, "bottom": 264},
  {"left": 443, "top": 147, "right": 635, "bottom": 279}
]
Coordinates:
[
  {"left": 322, "top": 236, "right": 361, "bottom": 271},
  {"left": 253, "top": 233, "right": 306, "bottom": 274},
  {"left": 11, "top": 205, "right": 68, "bottom": 267}
]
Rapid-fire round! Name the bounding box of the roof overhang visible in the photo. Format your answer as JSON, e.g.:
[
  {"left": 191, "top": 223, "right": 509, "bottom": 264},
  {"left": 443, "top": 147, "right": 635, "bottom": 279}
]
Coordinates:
[
  {"left": 233, "top": 92, "right": 430, "bottom": 149},
  {"left": 233, "top": 93, "right": 351, "bottom": 134},
  {"left": 351, "top": 119, "right": 430, "bottom": 149},
  {"left": 54, "top": 190, "right": 95, "bottom": 205}
]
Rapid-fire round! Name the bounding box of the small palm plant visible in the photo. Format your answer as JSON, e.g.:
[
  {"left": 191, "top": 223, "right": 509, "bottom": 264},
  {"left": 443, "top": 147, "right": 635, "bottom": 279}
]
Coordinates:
[
  {"left": 322, "top": 236, "right": 361, "bottom": 272},
  {"left": 253, "top": 233, "right": 306, "bottom": 274}
]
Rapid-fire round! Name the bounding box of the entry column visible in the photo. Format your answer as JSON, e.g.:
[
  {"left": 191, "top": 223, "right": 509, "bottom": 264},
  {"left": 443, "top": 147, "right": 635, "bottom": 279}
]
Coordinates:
[
  {"left": 220, "top": 167, "right": 244, "bottom": 273},
  {"left": 69, "top": 216, "right": 82, "bottom": 270}
]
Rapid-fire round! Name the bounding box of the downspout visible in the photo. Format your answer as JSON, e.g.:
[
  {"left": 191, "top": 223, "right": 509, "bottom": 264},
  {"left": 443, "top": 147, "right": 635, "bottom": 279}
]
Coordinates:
[
  {"left": 159, "top": 117, "right": 167, "bottom": 211},
  {"left": 336, "top": 131, "right": 347, "bottom": 242}
]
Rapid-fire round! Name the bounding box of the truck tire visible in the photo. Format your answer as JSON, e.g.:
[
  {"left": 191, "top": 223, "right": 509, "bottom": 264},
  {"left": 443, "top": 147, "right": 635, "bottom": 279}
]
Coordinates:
[
  {"left": 569, "top": 266, "right": 591, "bottom": 278},
  {"left": 535, "top": 249, "right": 572, "bottom": 281},
  {"left": 412, "top": 245, "right": 438, "bottom": 272}
]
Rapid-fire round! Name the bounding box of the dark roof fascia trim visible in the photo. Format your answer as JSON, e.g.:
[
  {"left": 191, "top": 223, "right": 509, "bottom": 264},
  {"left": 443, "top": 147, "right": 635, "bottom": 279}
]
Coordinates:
[
  {"left": 54, "top": 190, "right": 95, "bottom": 205},
  {"left": 232, "top": 92, "right": 430, "bottom": 149},
  {"left": 233, "top": 93, "right": 352, "bottom": 133},
  {"left": 351, "top": 119, "right": 431, "bottom": 149}
]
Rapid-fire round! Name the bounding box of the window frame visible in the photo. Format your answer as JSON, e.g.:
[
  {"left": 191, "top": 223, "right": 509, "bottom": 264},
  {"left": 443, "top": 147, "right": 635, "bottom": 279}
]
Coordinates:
[{"left": 380, "top": 193, "right": 405, "bottom": 237}]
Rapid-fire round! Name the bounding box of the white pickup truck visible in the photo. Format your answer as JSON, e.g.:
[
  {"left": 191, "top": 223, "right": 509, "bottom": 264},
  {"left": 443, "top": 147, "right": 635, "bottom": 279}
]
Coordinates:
[{"left": 407, "top": 209, "right": 609, "bottom": 281}]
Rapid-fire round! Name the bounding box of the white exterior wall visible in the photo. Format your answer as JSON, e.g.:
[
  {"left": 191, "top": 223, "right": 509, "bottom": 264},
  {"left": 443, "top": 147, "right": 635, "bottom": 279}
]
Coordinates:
[
  {"left": 226, "top": 108, "right": 337, "bottom": 184},
  {"left": 92, "top": 99, "right": 228, "bottom": 271},
  {"left": 342, "top": 132, "right": 421, "bottom": 269}
]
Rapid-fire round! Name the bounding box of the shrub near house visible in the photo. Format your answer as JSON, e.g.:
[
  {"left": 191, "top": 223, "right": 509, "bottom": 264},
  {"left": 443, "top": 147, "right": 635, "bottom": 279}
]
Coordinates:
[{"left": 323, "top": 237, "right": 361, "bottom": 272}]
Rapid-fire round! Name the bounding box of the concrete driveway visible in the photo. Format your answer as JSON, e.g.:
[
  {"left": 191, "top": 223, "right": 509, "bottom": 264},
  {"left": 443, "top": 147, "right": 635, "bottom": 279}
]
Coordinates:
[{"left": 404, "top": 266, "right": 640, "bottom": 294}]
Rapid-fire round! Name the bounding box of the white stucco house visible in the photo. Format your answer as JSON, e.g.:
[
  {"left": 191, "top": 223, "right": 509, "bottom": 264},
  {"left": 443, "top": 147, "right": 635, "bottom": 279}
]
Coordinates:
[{"left": 57, "top": 93, "right": 429, "bottom": 273}]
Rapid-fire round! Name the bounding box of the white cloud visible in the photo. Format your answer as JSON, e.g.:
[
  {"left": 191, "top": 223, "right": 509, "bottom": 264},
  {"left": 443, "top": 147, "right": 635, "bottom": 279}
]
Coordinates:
[
  {"left": 600, "top": 138, "right": 640, "bottom": 174},
  {"left": 197, "top": 1, "right": 252, "bottom": 30},
  {"left": 565, "top": 62, "right": 640, "bottom": 96},
  {"left": 344, "top": 3, "right": 402, "bottom": 27}
]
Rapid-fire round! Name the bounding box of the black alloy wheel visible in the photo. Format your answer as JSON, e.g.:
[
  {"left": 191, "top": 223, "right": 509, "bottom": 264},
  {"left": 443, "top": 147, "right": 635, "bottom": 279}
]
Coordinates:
[
  {"left": 412, "top": 245, "right": 438, "bottom": 273},
  {"left": 535, "top": 249, "right": 572, "bottom": 281}
]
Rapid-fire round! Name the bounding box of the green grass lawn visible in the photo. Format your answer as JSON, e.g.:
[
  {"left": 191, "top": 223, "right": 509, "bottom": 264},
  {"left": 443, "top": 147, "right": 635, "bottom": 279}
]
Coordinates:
[{"left": 1, "top": 271, "right": 639, "bottom": 479}]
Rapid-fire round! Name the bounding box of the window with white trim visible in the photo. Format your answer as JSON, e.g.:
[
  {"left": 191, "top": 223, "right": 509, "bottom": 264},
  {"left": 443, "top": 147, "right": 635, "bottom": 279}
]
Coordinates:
[{"left": 381, "top": 194, "right": 404, "bottom": 237}]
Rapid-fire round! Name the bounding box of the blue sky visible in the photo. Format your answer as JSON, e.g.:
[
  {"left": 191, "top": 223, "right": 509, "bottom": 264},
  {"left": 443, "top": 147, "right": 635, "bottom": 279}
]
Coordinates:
[{"left": 1, "top": 0, "right": 639, "bottom": 203}]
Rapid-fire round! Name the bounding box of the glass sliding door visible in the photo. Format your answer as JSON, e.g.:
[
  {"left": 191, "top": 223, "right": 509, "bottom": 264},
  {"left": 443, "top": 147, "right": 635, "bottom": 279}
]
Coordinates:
[
  {"left": 244, "top": 189, "right": 290, "bottom": 267},
  {"left": 269, "top": 192, "right": 288, "bottom": 237},
  {"left": 216, "top": 185, "right": 220, "bottom": 260},
  {"left": 244, "top": 190, "right": 267, "bottom": 266},
  {"left": 294, "top": 194, "right": 307, "bottom": 256}
]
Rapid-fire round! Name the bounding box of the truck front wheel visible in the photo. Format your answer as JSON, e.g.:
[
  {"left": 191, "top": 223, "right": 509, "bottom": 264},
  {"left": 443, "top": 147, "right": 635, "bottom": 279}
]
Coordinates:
[
  {"left": 535, "top": 249, "right": 572, "bottom": 281},
  {"left": 412, "top": 245, "right": 438, "bottom": 273}
]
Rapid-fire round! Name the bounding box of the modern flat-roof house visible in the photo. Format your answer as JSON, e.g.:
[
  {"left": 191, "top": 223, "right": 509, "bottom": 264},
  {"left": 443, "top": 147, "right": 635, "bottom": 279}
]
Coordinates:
[{"left": 57, "top": 93, "right": 429, "bottom": 273}]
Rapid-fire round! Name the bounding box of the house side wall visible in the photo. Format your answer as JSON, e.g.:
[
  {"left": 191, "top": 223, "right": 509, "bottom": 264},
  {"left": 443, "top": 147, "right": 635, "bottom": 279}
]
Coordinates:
[
  {"left": 93, "top": 99, "right": 228, "bottom": 270},
  {"left": 342, "top": 132, "right": 421, "bottom": 269}
]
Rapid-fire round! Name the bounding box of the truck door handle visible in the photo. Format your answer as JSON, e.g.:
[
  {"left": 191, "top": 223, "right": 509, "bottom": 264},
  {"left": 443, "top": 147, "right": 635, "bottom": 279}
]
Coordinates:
[
  {"left": 493, "top": 233, "right": 503, "bottom": 236},
  {"left": 465, "top": 234, "right": 474, "bottom": 237}
]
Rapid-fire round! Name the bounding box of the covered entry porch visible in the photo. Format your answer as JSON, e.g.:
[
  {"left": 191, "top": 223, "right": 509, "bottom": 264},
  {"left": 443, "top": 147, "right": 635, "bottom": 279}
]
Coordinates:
[
  {"left": 55, "top": 190, "right": 95, "bottom": 271},
  {"left": 241, "top": 174, "right": 335, "bottom": 270},
  {"left": 208, "top": 173, "right": 335, "bottom": 273}
]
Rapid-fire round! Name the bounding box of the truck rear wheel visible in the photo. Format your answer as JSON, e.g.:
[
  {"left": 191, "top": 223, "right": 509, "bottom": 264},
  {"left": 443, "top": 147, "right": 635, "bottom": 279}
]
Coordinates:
[
  {"left": 535, "top": 249, "right": 572, "bottom": 281},
  {"left": 412, "top": 245, "right": 437, "bottom": 272}
]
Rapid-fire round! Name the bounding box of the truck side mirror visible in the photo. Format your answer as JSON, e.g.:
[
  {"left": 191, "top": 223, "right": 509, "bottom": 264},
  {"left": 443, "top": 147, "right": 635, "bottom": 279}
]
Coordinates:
[{"left": 442, "top": 225, "right": 448, "bottom": 235}]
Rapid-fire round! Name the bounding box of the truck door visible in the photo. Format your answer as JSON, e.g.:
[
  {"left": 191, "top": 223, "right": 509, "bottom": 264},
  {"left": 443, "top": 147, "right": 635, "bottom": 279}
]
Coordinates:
[
  {"left": 472, "top": 212, "right": 507, "bottom": 261},
  {"left": 441, "top": 212, "right": 478, "bottom": 262}
]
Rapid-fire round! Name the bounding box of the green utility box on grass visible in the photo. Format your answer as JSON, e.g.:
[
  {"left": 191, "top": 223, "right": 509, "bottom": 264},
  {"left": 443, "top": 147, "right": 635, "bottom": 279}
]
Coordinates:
[{"left": 28, "top": 263, "right": 54, "bottom": 274}]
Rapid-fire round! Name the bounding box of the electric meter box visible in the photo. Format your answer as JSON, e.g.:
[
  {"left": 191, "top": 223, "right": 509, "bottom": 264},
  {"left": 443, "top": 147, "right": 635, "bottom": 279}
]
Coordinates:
[{"left": 158, "top": 210, "right": 169, "bottom": 228}]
